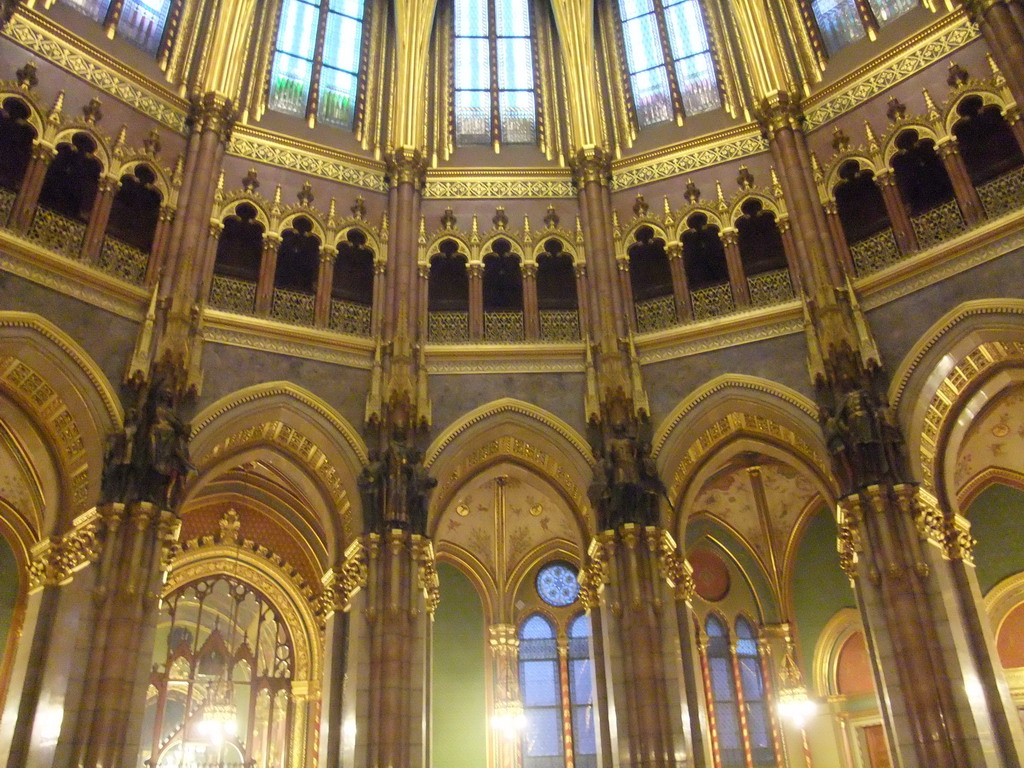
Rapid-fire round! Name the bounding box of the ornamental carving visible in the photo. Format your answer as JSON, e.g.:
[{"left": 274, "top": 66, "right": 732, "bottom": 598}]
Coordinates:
[{"left": 28, "top": 511, "right": 102, "bottom": 589}]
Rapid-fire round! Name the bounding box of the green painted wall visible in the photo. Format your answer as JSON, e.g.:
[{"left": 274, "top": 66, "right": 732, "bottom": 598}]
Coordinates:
[
  {"left": 686, "top": 517, "right": 780, "bottom": 623},
  {"left": 0, "top": 535, "right": 17, "bottom": 659},
  {"left": 967, "top": 483, "right": 1024, "bottom": 594},
  {"left": 433, "top": 562, "right": 487, "bottom": 768},
  {"left": 791, "top": 507, "right": 855, "bottom": 682}
]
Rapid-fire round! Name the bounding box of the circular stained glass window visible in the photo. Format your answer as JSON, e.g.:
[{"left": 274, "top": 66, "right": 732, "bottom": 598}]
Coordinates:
[{"left": 536, "top": 562, "right": 580, "bottom": 607}]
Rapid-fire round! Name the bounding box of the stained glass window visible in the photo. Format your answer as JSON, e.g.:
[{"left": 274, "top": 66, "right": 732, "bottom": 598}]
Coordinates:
[
  {"left": 537, "top": 562, "right": 580, "bottom": 607},
  {"left": 60, "top": 0, "right": 113, "bottom": 24},
  {"left": 616, "top": 0, "right": 720, "bottom": 127},
  {"left": 117, "top": 0, "right": 172, "bottom": 53},
  {"left": 811, "top": 0, "right": 865, "bottom": 55},
  {"left": 735, "top": 617, "right": 775, "bottom": 766},
  {"left": 866, "top": 0, "right": 917, "bottom": 24},
  {"left": 706, "top": 615, "right": 745, "bottom": 768},
  {"left": 269, "top": 0, "right": 366, "bottom": 129},
  {"left": 454, "top": 0, "right": 537, "bottom": 145},
  {"left": 519, "top": 615, "right": 564, "bottom": 768},
  {"left": 568, "top": 614, "right": 597, "bottom": 768}
]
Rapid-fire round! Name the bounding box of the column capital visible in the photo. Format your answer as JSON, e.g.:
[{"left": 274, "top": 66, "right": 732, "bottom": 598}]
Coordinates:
[
  {"left": 521, "top": 262, "right": 538, "bottom": 278},
  {"left": 756, "top": 91, "right": 805, "bottom": 137},
  {"left": 570, "top": 146, "right": 613, "bottom": 187},
  {"left": 665, "top": 241, "right": 683, "bottom": 259},
  {"left": 186, "top": 91, "right": 238, "bottom": 140},
  {"left": 385, "top": 146, "right": 428, "bottom": 189}
]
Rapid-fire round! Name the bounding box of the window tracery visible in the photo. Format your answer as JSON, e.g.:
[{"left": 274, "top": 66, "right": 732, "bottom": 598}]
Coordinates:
[
  {"left": 269, "top": 0, "right": 368, "bottom": 129},
  {"left": 453, "top": 0, "right": 538, "bottom": 146},
  {"left": 810, "top": 0, "right": 918, "bottom": 56},
  {"left": 614, "top": 0, "right": 720, "bottom": 128}
]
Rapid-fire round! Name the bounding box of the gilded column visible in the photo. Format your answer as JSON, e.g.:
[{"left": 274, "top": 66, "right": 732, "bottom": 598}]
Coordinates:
[
  {"left": 962, "top": 0, "right": 1024, "bottom": 105},
  {"left": 522, "top": 262, "right": 540, "bottom": 340},
  {"left": 581, "top": 527, "right": 709, "bottom": 768},
  {"left": 256, "top": 232, "right": 281, "bottom": 315},
  {"left": 489, "top": 624, "right": 523, "bottom": 768},
  {"left": 81, "top": 175, "right": 120, "bottom": 264},
  {"left": 937, "top": 139, "right": 985, "bottom": 226},
  {"left": 875, "top": 171, "right": 918, "bottom": 254},
  {"left": 665, "top": 242, "right": 691, "bottom": 323},
  {"left": 9, "top": 142, "right": 54, "bottom": 233},
  {"left": 468, "top": 262, "right": 484, "bottom": 339},
  {"left": 719, "top": 229, "right": 749, "bottom": 307},
  {"left": 315, "top": 245, "right": 337, "bottom": 328}
]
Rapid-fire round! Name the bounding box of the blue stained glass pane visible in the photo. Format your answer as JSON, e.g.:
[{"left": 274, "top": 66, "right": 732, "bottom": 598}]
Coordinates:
[
  {"left": 455, "top": 38, "right": 491, "bottom": 91},
  {"left": 496, "top": 0, "right": 531, "bottom": 36},
  {"left": 736, "top": 637, "right": 758, "bottom": 657},
  {"left": 117, "top": 0, "right": 172, "bottom": 53},
  {"left": 269, "top": 53, "right": 313, "bottom": 115},
  {"left": 675, "top": 53, "right": 720, "bottom": 114},
  {"left": 318, "top": 68, "right": 358, "bottom": 127},
  {"left": 617, "top": 0, "right": 654, "bottom": 22},
  {"left": 663, "top": 0, "right": 706, "bottom": 59},
  {"left": 573, "top": 705, "right": 597, "bottom": 755},
  {"left": 737, "top": 657, "right": 763, "bottom": 697},
  {"left": 746, "top": 705, "right": 772, "bottom": 754},
  {"left": 497, "top": 38, "right": 534, "bottom": 90},
  {"left": 622, "top": 14, "right": 666, "bottom": 74},
  {"left": 811, "top": 0, "right": 865, "bottom": 55},
  {"left": 570, "top": 658, "right": 592, "bottom": 700},
  {"left": 323, "top": 13, "right": 363, "bottom": 73},
  {"left": 706, "top": 614, "right": 727, "bottom": 637},
  {"left": 276, "top": 0, "right": 319, "bottom": 58},
  {"left": 523, "top": 708, "right": 563, "bottom": 756},
  {"left": 455, "top": 0, "right": 488, "bottom": 36},
  {"left": 536, "top": 563, "right": 580, "bottom": 607},
  {"left": 867, "top": 0, "right": 917, "bottom": 24},
  {"left": 735, "top": 617, "right": 755, "bottom": 640},
  {"left": 569, "top": 613, "right": 590, "bottom": 640},
  {"left": 520, "top": 660, "right": 560, "bottom": 706},
  {"left": 455, "top": 90, "right": 491, "bottom": 143},
  {"left": 61, "top": 0, "right": 111, "bottom": 23},
  {"left": 631, "top": 68, "right": 672, "bottom": 126},
  {"left": 715, "top": 705, "right": 743, "bottom": 749},
  {"left": 521, "top": 614, "right": 556, "bottom": 641},
  {"left": 499, "top": 91, "right": 536, "bottom": 143},
  {"left": 328, "top": 0, "right": 362, "bottom": 19},
  {"left": 709, "top": 656, "right": 734, "bottom": 699}
]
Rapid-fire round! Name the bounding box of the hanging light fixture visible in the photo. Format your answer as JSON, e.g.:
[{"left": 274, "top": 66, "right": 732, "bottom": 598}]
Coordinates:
[
  {"left": 491, "top": 698, "right": 528, "bottom": 740},
  {"left": 776, "top": 643, "right": 818, "bottom": 728}
]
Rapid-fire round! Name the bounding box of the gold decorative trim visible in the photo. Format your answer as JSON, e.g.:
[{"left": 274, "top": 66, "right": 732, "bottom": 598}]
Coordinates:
[
  {"left": 611, "top": 129, "right": 768, "bottom": 191},
  {"left": 422, "top": 174, "right": 575, "bottom": 199},
  {"left": 425, "top": 397, "right": 593, "bottom": 469},
  {"left": 425, "top": 342, "right": 586, "bottom": 374},
  {"left": 202, "top": 309, "right": 374, "bottom": 369},
  {"left": 4, "top": 9, "right": 188, "bottom": 131},
  {"left": 191, "top": 380, "right": 369, "bottom": 465},
  {"left": 27, "top": 507, "right": 101, "bottom": 590},
  {"left": 0, "top": 310, "right": 123, "bottom": 426},
  {"left": 803, "top": 13, "right": 978, "bottom": 131},
  {"left": 652, "top": 374, "right": 818, "bottom": 457},
  {"left": 227, "top": 127, "right": 388, "bottom": 193}
]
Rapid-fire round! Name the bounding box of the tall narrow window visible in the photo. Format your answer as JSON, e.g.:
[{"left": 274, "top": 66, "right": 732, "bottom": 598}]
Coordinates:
[
  {"left": 865, "top": 0, "right": 917, "bottom": 24},
  {"left": 117, "top": 0, "right": 173, "bottom": 53},
  {"left": 616, "top": 0, "right": 720, "bottom": 128},
  {"left": 269, "top": 0, "right": 366, "bottom": 128},
  {"left": 454, "top": 0, "right": 537, "bottom": 146},
  {"left": 810, "top": 0, "right": 865, "bottom": 55},
  {"left": 735, "top": 617, "right": 775, "bottom": 766},
  {"left": 568, "top": 614, "right": 597, "bottom": 768},
  {"left": 705, "top": 615, "right": 744, "bottom": 768},
  {"left": 519, "top": 614, "right": 564, "bottom": 768}
]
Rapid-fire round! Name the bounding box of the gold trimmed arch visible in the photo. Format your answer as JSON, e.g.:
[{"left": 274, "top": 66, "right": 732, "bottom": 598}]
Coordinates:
[{"left": 811, "top": 607, "right": 863, "bottom": 698}]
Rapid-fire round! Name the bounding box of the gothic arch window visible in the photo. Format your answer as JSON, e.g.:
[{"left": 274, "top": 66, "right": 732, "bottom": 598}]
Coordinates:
[
  {"left": 734, "top": 616, "right": 776, "bottom": 766},
  {"left": 536, "top": 239, "right": 581, "bottom": 341},
  {"left": 518, "top": 614, "right": 564, "bottom": 768},
  {"left": 140, "top": 573, "right": 296, "bottom": 768},
  {"left": 704, "top": 613, "right": 744, "bottom": 768},
  {"left": 272, "top": 216, "right": 321, "bottom": 324},
  {"left": 734, "top": 199, "right": 786, "bottom": 277},
  {"left": 482, "top": 240, "right": 524, "bottom": 341},
  {"left": 453, "top": 0, "right": 538, "bottom": 146},
  {"left": 889, "top": 129, "right": 955, "bottom": 216},
  {"left": 330, "top": 228, "right": 374, "bottom": 335},
  {"left": 105, "top": 165, "right": 162, "bottom": 254},
  {"left": 209, "top": 203, "right": 264, "bottom": 314},
  {"left": 833, "top": 160, "right": 891, "bottom": 245},
  {"left": 681, "top": 213, "right": 728, "bottom": 288},
  {"left": 567, "top": 613, "right": 597, "bottom": 768},
  {"left": 952, "top": 96, "right": 1024, "bottom": 187},
  {"left": 427, "top": 240, "right": 470, "bottom": 342},
  {"left": 37, "top": 133, "right": 102, "bottom": 224},
  {"left": 810, "top": 0, "right": 917, "bottom": 55},
  {"left": 0, "top": 98, "right": 36, "bottom": 199},
  {"left": 269, "top": 0, "right": 368, "bottom": 128},
  {"left": 614, "top": 0, "right": 720, "bottom": 128},
  {"left": 116, "top": 0, "right": 175, "bottom": 53}
]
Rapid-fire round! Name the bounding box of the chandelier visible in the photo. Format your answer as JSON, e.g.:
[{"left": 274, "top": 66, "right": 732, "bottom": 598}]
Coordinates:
[{"left": 491, "top": 698, "right": 527, "bottom": 740}]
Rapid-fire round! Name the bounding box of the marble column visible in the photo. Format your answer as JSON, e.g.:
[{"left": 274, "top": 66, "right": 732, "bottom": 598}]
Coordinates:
[
  {"left": 9, "top": 143, "right": 54, "bottom": 233},
  {"left": 665, "top": 242, "right": 691, "bottom": 322},
  {"left": 345, "top": 532, "right": 437, "bottom": 768},
  {"left": 617, "top": 257, "right": 637, "bottom": 332},
  {"left": 581, "top": 525, "right": 709, "bottom": 768},
  {"left": 81, "top": 175, "right": 119, "bottom": 264},
  {"left": 823, "top": 200, "right": 856, "bottom": 276},
  {"left": 963, "top": 0, "right": 1024, "bottom": 106},
  {"left": 720, "top": 229, "right": 749, "bottom": 307},
  {"left": 256, "top": 233, "right": 281, "bottom": 315},
  {"left": 937, "top": 139, "right": 985, "bottom": 226},
  {"left": 489, "top": 624, "right": 523, "bottom": 768},
  {"left": 145, "top": 204, "right": 175, "bottom": 286},
  {"left": 875, "top": 171, "right": 918, "bottom": 254},
  {"left": 522, "top": 262, "right": 540, "bottom": 340},
  {"left": 315, "top": 245, "right": 338, "bottom": 328},
  {"left": 468, "top": 262, "right": 484, "bottom": 339}
]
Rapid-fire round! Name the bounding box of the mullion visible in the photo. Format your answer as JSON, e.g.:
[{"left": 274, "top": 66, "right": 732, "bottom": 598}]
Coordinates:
[{"left": 488, "top": 0, "right": 499, "bottom": 144}]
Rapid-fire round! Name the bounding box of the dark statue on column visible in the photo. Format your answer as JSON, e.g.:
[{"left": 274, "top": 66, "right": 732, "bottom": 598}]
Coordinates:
[
  {"left": 360, "top": 390, "right": 437, "bottom": 535},
  {"left": 587, "top": 390, "right": 665, "bottom": 531},
  {"left": 101, "top": 371, "right": 194, "bottom": 509},
  {"left": 814, "top": 341, "right": 911, "bottom": 496}
]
